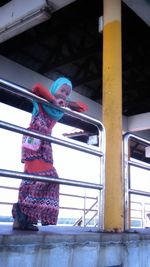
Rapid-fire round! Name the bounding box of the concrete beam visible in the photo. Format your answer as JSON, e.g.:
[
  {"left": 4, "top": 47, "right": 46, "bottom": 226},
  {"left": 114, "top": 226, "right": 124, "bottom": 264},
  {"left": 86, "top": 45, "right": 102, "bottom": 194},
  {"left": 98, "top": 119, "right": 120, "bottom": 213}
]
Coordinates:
[
  {"left": 123, "top": 0, "right": 150, "bottom": 26},
  {"left": 127, "top": 112, "right": 150, "bottom": 132},
  {"left": 48, "top": 0, "right": 76, "bottom": 10},
  {"left": 0, "top": 0, "right": 76, "bottom": 43}
]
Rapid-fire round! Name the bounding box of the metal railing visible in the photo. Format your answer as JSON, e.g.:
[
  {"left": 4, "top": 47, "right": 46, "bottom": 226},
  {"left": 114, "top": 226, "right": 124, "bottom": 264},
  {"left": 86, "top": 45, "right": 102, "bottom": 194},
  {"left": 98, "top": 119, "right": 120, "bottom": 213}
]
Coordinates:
[
  {"left": 73, "top": 195, "right": 98, "bottom": 227},
  {"left": 0, "top": 187, "right": 98, "bottom": 227},
  {"left": 0, "top": 78, "right": 106, "bottom": 230},
  {"left": 123, "top": 133, "right": 150, "bottom": 230},
  {"left": 130, "top": 200, "right": 150, "bottom": 228}
]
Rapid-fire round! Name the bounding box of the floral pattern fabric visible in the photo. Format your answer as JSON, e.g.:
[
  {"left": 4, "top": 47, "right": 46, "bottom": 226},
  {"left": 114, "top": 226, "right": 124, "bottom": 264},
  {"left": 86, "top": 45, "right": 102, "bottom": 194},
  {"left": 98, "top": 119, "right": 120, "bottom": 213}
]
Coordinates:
[{"left": 12, "top": 105, "right": 60, "bottom": 225}]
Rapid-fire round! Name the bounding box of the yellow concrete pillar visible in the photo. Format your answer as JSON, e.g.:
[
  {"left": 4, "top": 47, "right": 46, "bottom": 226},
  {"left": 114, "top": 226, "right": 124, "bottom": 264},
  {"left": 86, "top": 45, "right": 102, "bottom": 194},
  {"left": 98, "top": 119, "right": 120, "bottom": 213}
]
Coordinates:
[{"left": 102, "top": 0, "right": 123, "bottom": 231}]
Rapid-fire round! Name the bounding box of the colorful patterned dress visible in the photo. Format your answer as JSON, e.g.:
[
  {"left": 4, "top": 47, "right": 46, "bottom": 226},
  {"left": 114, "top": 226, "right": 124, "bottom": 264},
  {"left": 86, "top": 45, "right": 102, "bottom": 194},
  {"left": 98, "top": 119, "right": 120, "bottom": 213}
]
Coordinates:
[{"left": 12, "top": 105, "right": 59, "bottom": 225}]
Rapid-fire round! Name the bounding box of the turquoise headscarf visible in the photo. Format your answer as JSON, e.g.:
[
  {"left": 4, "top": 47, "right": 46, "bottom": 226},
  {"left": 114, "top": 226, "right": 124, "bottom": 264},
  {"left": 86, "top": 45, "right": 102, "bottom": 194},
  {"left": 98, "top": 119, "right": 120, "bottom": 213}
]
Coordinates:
[{"left": 32, "top": 77, "right": 72, "bottom": 121}]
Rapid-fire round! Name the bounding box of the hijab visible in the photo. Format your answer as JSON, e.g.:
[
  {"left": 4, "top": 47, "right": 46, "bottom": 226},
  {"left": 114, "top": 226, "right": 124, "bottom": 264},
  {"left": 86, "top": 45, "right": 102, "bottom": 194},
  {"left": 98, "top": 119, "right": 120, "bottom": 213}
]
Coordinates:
[{"left": 32, "top": 77, "right": 72, "bottom": 121}]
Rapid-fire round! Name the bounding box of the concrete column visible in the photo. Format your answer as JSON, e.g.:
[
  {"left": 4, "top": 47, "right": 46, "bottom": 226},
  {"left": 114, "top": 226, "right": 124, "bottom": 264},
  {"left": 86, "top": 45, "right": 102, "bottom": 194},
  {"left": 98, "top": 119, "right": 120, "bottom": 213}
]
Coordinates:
[{"left": 102, "top": 0, "right": 123, "bottom": 231}]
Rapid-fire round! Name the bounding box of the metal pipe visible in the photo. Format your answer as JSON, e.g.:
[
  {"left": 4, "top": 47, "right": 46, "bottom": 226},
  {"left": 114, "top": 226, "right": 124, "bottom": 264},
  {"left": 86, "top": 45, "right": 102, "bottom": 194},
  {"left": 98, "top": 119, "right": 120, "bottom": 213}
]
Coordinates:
[
  {"left": 124, "top": 132, "right": 150, "bottom": 146},
  {"left": 0, "top": 78, "right": 105, "bottom": 128},
  {"left": 0, "top": 169, "right": 103, "bottom": 190},
  {"left": 129, "top": 189, "right": 150, "bottom": 197},
  {"left": 0, "top": 120, "right": 101, "bottom": 157},
  {"left": 128, "top": 160, "right": 150, "bottom": 171}
]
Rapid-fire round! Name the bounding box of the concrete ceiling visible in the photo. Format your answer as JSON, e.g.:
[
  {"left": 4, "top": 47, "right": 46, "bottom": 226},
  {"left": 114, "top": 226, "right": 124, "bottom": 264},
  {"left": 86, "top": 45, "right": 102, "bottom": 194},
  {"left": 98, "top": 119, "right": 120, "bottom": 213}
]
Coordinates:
[{"left": 0, "top": 0, "right": 150, "bottom": 117}]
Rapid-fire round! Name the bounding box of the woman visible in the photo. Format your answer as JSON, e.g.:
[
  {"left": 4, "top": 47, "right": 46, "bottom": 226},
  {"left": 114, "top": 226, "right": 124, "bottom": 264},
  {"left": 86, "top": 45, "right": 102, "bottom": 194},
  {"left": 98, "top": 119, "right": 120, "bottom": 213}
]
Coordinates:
[{"left": 12, "top": 77, "right": 88, "bottom": 230}]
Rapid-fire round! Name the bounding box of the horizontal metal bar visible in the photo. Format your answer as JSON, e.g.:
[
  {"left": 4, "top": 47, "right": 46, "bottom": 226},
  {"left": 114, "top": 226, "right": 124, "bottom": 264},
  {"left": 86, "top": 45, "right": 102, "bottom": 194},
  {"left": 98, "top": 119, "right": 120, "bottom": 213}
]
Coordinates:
[
  {"left": 124, "top": 132, "right": 150, "bottom": 146},
  {"left": 60, "top": 193, "right": 97, "bottom": 200},
  {"left": 0, "top": 78, "right": 104, "bottom": 129},
  {"left": 0, "top": 202, "right": 97, "bottom": 214},
  {"left": 128, "top": 160, "right": 150, "bottom": 171},
  {"left": 0, "top": 120, "right": 102, "bottom": 157},
  {"left": 0, "top": 202, "right": 12, "bottom": 205},
  {"left": 129, "top": 189, "right": 150, "bottom": 197},
  {"left": 0, "top": 185, "right": 18, "bottom": 190},
  {"left": 0, "top": 169, "right": 103, "bottom": 190},
  {"left": 131, "top": 201, "right": 150, "bottom": 206},
  {"left": 59, "top": 207, "right": 97, "bottom": 212},
  {"left": 0, "top": 185, "right": 97, "bottom": 200}
]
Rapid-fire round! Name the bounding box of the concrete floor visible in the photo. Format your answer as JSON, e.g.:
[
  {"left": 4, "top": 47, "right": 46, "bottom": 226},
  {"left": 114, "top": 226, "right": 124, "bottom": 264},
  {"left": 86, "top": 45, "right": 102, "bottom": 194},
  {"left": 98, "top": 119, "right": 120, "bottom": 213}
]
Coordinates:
[{"left": 1, "top": 223, "right": 150, "bottom": 240}]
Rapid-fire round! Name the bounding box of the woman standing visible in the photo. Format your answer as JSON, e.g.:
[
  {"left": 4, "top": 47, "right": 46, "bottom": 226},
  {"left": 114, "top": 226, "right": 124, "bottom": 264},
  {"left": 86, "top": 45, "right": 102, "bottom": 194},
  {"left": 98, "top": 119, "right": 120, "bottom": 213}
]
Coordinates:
[{"left": 12, "top": 77, "right": 88, "bottom": 230}]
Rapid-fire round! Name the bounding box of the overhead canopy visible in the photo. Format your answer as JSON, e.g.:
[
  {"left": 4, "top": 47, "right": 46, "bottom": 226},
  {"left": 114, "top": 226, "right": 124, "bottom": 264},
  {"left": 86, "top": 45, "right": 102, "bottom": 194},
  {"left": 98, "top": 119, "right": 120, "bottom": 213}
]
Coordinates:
[{"left": 0, "top": 0, "right": 76, "bottom": 43}]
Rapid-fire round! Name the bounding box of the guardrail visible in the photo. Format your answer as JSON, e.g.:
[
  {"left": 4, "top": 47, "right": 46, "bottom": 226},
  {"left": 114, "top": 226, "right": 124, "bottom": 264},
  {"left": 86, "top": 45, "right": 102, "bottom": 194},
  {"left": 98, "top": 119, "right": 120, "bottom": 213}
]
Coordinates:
[
  {"left": 130, "top": 200, "right": 150, "bottom": 228},
  {"left": 123, "top": 133, "right": 150, "bottom": 230},
  {"left": 0, "top": 188, "right": 98, "bottom": 227},
  {"left": 0, "top": 78, "right": 106, "bottom": 230}
]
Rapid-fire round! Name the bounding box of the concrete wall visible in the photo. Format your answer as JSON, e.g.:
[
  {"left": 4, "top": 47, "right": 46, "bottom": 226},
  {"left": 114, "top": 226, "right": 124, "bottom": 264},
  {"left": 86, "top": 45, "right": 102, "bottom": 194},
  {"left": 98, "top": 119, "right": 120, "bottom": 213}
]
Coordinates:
[{"left": 0, "top": 226, "right": 150, "bottom": 267}]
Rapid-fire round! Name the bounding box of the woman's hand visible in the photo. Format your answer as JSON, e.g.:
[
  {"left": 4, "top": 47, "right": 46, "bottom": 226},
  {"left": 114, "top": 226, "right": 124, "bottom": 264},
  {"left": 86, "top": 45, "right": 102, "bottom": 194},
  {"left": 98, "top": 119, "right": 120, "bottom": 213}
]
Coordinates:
[
  {"left": 52, "top": 95, "right": 67, "bottom": 107},
  {"left": 67, "top": 101, "right": 88, "bottom": 112}
]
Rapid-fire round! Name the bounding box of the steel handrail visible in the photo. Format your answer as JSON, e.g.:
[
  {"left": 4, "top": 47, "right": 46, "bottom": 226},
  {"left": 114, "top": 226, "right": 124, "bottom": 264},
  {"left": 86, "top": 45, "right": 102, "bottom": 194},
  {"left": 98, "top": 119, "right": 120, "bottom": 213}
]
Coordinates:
[
  {"left": 0, "top": 77, "right": 105, "bottom": 127},
  {"left": 0, "top": 169, "right": 103, "bottom": 190},
  {"left": 0, "top": 120, "right": 102, "bottom": 157},
  {"left": 0, "top": 77, "right": 106, "bottom": 229},
  {"left": 0, "top": 185, "right": 97, "bottom": 200},
  {"left": 123, "top": 133, "right": 150, "bottom": 230}
]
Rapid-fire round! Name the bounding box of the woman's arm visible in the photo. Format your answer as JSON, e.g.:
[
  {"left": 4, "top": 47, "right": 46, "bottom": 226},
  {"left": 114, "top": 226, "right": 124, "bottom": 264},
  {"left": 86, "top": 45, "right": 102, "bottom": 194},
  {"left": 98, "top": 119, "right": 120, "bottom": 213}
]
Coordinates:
[
  {"left": 67, "top": 101, "right": 88, "bottom": 112},
  {"left": 32, "top": 83, "right": 55, "bottom": 102},
  {"left": 32, "top": 83, "right": 88, "bottom": 111}
]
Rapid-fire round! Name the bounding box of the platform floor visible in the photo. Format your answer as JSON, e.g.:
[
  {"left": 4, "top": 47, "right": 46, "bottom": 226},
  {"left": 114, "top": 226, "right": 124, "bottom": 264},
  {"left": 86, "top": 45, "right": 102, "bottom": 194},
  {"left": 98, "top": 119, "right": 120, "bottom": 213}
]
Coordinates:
[
  {"left": 1, "top": 223, "right": 150, "bottom": 238},
  {"left": 1, "top": 224, "right": 150, "bottom": 267}
]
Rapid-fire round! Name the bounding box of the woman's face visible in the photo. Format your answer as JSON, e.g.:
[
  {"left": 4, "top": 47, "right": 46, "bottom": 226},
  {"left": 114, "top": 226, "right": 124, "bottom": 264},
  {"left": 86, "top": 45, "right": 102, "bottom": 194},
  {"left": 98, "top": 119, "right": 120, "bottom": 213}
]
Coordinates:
[{"left": 54, "top": 84, "right": 71, "bottom": 106}]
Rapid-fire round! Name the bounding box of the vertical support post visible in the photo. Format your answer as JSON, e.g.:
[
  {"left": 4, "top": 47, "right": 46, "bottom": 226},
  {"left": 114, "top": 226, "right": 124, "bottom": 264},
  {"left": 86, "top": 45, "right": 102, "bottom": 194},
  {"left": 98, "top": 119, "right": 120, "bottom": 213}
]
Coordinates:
[{"left": 102, "top": 0, "right": 123, "bottom": 231}]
